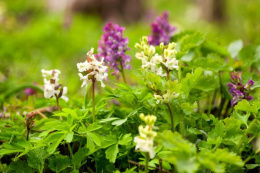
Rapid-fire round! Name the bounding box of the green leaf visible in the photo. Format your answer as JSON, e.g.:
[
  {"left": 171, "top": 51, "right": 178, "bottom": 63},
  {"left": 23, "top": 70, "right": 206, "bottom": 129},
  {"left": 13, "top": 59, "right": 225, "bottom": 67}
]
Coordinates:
[
  {"left": 100, "top": 117, "right": 119, "bottom": 123},
  {"left": 27, "top": 147, "right": 48, "bottom": 173},
  {"left": 245, "top": 164, "right": 260, "bottom": 169},
  {"left": 9, "top": 159, "right": 33, "bottom": 173},
  {"left": 72, "top": 148, "right": 88, "bottom": 168},
  {"left": 235, "top": 99, "right": 258, "bottom": 114},
  {"left": 48, "top": 155, "right": 70, "bottom": 172},
  {"left": 180, "top": 102, "right": 197, "bottom": 115},
  {"left": 207, "top": 121, "right": 225, "bottom": 145},
  {"left": 180, "top": 32, "right": 205, "bottom": 52},
  {"left": 145, "top": 72, "right": 164, "bottom": 91},
  {"left": 228, "top": 40, "right": 243, "bottom": 58},
  {"left": 192, "top": 55, "right": 226, "bottom": 72},
  {"left": 118, "top": 134, "right": 132, "bottom": 146},
  {"left": 86, "top": 133, "right": 95, "bottom": 152},
  {"left": 88, "top": 132, "right": 101, "bottom": 146},
  {"left": 64, "top": 132, "right": 74, "bottom": 143},
  {"left": 214, "top": 149, "right": 244, "bottom": 167},
  {"left": 105, "top": 144, "right": 119, "bottom": 163},
  {"left": 101, "top": 136, "right": 118, "bottom": 148},
  {"left": 62, "top": 108, "right": 78, "bottom": 118},
  {"left": 86, "top": 123, "right": 102, "bottom": 132},
  {"left": 202, "top": 40, "right": 230, "bottom": 57},
  {"left": 46, "top": 133, "right": 66, "bottom": 154},
  {"left": 181, "top": 67, "right": 203, "bottom": 97},
  {"left": 111, "top": 118, "right": 127, "bottom": 126},
  {"left": 238, "top": 45, "right": 258, "bottom": 68}
]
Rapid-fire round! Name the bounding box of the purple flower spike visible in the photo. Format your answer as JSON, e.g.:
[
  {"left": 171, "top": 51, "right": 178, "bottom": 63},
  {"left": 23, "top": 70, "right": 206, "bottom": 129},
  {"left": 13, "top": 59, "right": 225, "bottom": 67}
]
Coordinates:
[
  {"left": 24, "top": 88, "right": 36, "bottom": 96},
  {"left": 227, "top": 72, "right": 254, "bottom": 106},
  {"left": 98, "top": 22, "right": 131, "bottom": 78},
  {"left": 148, "top": 11, "right": 176, "bottom": 46}
]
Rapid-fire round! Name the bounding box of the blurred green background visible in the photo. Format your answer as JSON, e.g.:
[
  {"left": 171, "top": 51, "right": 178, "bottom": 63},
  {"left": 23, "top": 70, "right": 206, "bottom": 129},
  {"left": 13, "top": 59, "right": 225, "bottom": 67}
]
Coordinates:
[{"left": 0, "top": 0, "right": 260, "bottom": 99}]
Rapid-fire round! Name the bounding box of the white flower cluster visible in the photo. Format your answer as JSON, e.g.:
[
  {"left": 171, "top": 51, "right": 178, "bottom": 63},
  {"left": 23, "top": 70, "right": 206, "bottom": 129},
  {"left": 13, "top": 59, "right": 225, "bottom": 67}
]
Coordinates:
[
  {"left": 41, "top": 69, "right": 68, "bottom": 102},
  {"left": 134, "top": 114, "right": 157, "bottom": 159},
  {"left": 77, "top": 48, "right": 108, "bottom": 87},
  {"left": 154, "top": 90, "right": 179, "bottom": 104},
  {"left": 135, "top": 36, "right": 179, "bottom": 77}
]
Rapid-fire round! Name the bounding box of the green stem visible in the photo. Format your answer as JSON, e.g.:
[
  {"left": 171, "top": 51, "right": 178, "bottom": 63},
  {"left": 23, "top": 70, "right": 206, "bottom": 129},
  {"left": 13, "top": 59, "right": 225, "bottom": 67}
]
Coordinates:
[
  {"left": 119, "top": 60, "right": 127, "bottom": 83},
  {"left": 92, "top": 80, "right": 95, "bottom": 122},
  {"left": 68, "top": 143, "right": 74, "bottom": 159},
  {"left": 234, "top": 118, "right": 258, "bottom": 153},
  {"left": 159, "top": 159, "right": 163, "bottom": 173},
  {"left": 166, "top": 69, "right": 170, "bottom": 80},
  {"left": 26, "top": 128, "right": 30, "bottom": 141},
  {"left": 55, "top": 95, "right": 60, "bottom": 112},
  {"left": 244, "top": 156, "right": 252, "bottom": 163},
  {"left": 178, "top": 64, "right": 181, "bottom": 81},
  {"left": 207, "top": 93, "right": 212, "bottom": 116},
  {"left": 166, "top": 103, "right": 174, "bottom": 132},
  {"left": 217, "top": 71, "right": 225, "bottom": 117},
  {"left": 55, "top": 95, "right": 62, "bottom": 120},
  {"left": 145, "top": 152, "right": 149, "bottom": 173}
]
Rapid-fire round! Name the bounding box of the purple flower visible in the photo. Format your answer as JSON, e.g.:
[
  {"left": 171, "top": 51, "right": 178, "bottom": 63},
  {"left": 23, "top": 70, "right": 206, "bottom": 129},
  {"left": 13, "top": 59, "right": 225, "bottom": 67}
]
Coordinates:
[
  {"left": 148, "top": 11, "right": 176, "bottom": 46},
  {"left": 24, "top": 88, "right": 36, "bottom": 96},
  {"left": 245, "top": 79, "right": 254, "bottom": 89},
  {"left": 98, "top": 22, "right": 131, "bottom": 78},
  {"left": 228, "top": 72, "right": 254, "bottom": 106}
]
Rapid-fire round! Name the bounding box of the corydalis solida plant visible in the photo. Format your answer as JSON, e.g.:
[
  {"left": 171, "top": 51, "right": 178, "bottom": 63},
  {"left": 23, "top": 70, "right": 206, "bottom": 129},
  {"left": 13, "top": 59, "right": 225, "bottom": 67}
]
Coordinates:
[
  {"left": 77, "top": 48, "right": 108, "bottom": 122},
  {"left": 42, "top": 69, "right": 68, "bottom": 112},
  {"left": 228, "top": 72, "right": 254, "bottom": 106},
  {"left": 98, "top": 22, "right": 131, "bottom": 82},
  {"left": 148, "top": 11, "right": 176, "bottom": 46}
]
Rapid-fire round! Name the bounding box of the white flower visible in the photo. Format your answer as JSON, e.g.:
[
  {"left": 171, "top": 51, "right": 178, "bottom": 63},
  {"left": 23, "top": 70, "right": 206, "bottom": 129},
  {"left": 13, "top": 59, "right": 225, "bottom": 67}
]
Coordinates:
[
  {"left": 163, "top": 57, "right": 179, "bottom": 71},
  {"left": 41, "top": 69, "right": 68, "bottom": 102},
  {"left": 43, "top": 83, "right": 56, "bottom": 99},
  {"left": 154, "top": 94, "right": 163, "bottom": 104},
  {"left": 41, "top": 69, "right": 60, "bottom": 80},
  {"left": 150, "top": 54, "right": 163, "bottom": 65},
  {"left": 134, "top": 114, "right": 158, "bottom": 159},
  {"left": 134, "top": 125, "right": 157, "bottom": 159},
  {"left": 134, "top": 136, "right": 156, "bottom": 159},
  {"left": 77, "top": 48, "right": 108, "bottom": 88},
  {"left": 162, "top": 48, "right": 179, "bottom": 71},
  {"left": 60, "top": 86, "right": 69, "bottom": 102},
  {"left": 154, "top": 90, "right": 179, "bottom": 104}
]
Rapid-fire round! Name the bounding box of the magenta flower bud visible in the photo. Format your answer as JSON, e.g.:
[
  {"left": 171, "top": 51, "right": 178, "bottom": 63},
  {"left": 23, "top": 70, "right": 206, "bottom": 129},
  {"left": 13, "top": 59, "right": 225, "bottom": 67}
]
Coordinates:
[
  {"left": 245, "top": 95, "right": 253, "bottom": 100},
  {"left": 245, "top": 79, "right": 254, "bottom": 89},
  {"left": 148, "top": 11, "right": 176, "bottom": 46},
  {"left": 230, "top": 72, "right": 242, "bottom": 84},
  {"left": 24, "top": 88, "right": 36, "bottom": 96}
]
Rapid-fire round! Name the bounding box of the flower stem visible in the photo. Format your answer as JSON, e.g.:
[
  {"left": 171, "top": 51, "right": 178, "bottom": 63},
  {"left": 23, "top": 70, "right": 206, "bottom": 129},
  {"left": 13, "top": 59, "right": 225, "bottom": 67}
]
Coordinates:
[
  {"left": 166, "top": 103, "right": 174, "bottom": 132},
  {"left": 68, "top": 143, "right": 74, "bottom": 159},
  {"left": 145, "top": 152, "right": 149, "bottom": 173},
  {"left": 92, "top": 79, "right": 95, "bottom": 122},
  {"left": 55, "top": 95, "right": 60, "bottom": 111},
  {"left": 178, "top": 64, "right": 181, "bottom": 81},
  {"left": 55, "top": 95, "right": 62, "bottom": 120},
  {"left": 26, "top": 128, "right": 30, "bottom": 141},
  {"left": 166, "top": 69, "right": 170, "bottom": 80},
  {"left": 119, "top": 60, "right": 127, "bottom": 83}
]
